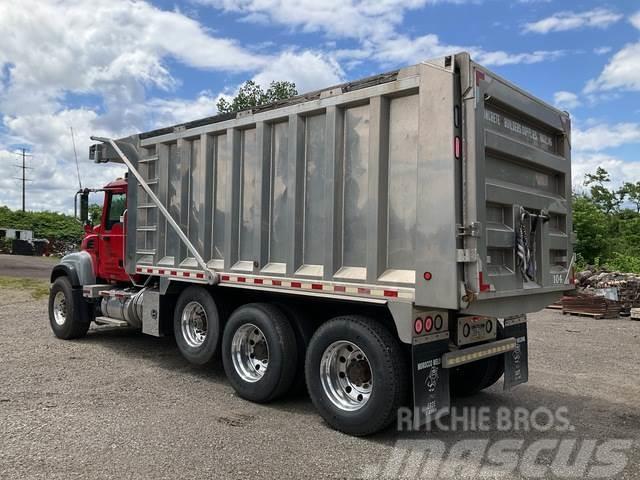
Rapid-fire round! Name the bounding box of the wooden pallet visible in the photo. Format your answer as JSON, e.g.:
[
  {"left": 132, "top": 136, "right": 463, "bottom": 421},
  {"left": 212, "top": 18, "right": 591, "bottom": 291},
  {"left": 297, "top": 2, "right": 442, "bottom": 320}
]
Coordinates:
[{"left": 562, "top": 310, "right": 619, "bottom": 320}]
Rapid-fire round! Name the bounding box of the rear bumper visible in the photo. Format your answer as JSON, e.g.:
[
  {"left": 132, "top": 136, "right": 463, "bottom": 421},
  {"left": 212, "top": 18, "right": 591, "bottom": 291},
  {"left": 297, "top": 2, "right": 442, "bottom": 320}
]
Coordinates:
[{"left": 442, "top": 338, "right": 516, "bottom": 368}]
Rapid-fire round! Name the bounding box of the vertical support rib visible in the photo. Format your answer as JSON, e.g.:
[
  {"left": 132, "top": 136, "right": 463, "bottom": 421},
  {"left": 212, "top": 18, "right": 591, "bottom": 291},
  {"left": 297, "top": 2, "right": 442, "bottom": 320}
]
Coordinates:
[
  {"left": 366, "top": 96, "right": 390, "bottom": 283},
  {"left": 287, "top": 114, "right": 305, "bottom": 275},
  {"left": 323, "top": 105, "right": 344, "bottom": 280},
  {"left": 201, "top": 133, "right": 213, "bottom": 265},
  {"left": 224, "top": 128, "right": 241, "bottom": 270},
  {"left": 256, "top": 121, "right": 271, "bottom": 271}
]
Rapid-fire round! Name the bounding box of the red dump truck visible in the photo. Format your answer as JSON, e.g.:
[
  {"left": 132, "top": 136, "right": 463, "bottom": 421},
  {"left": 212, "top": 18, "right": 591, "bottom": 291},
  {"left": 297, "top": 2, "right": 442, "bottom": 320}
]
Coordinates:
[{"left": 48, "top": 52, "right": 574, "bottom": 436}]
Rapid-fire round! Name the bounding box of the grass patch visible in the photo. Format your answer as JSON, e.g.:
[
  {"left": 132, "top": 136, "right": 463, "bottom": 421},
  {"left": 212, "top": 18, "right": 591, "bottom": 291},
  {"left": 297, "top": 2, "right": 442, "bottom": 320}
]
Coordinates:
[{"left": 0, "top": 276, "right": 50, "bottom": 299}]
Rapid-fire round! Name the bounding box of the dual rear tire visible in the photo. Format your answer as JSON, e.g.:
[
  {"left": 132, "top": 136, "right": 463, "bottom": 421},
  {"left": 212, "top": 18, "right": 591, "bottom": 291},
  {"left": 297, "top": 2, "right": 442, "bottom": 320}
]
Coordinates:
[{"left": 173, "top": 288, "right": 407, "bottom": 435}]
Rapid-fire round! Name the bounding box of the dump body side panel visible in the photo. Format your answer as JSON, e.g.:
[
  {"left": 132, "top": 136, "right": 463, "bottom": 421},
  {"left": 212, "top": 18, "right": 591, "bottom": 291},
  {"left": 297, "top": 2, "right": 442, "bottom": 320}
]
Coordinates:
[{"left": 119, "top": 53, "right": 572, "bottom": 313}]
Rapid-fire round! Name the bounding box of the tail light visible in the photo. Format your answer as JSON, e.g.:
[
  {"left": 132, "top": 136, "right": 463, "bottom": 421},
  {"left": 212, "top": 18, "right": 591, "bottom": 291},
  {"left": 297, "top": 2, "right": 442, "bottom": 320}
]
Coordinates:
[
  {"left": 414, "top": 317, "right": 424, "bottom": 334},
  {"left": 424, "top": 316, "right": 433, "bottom": 333}
]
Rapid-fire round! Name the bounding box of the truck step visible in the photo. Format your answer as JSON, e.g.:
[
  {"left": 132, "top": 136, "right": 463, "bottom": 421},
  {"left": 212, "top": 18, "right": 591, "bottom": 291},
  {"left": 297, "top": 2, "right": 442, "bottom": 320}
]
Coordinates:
[
  {"left": 138, "top": 155, "right": 159, "bottom": 164},
  {"left": 137, "top": 203, "right": 157, "bottom": 209},
  {"left": 137, "top": 225, "right": 157, "bottom": 232},
  {"left": 136, "top": 249, "right": 156, "bottom": 255},
  {"left": 94, "top": 316, "right": 129, "bottom": 327}
]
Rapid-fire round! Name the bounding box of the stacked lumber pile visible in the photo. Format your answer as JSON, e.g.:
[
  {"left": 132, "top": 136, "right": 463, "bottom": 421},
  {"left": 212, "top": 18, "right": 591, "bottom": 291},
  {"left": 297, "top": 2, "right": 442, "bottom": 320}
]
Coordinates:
[{"left": 561, "top": 293, "right": 621, "bottom": 319}]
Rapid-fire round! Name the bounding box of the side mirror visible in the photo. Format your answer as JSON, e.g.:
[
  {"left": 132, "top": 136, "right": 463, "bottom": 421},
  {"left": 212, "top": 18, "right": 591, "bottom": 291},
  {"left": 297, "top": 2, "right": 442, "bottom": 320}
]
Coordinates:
[{"left": 79, "top": 191, "right": 89, "bottom": 223}]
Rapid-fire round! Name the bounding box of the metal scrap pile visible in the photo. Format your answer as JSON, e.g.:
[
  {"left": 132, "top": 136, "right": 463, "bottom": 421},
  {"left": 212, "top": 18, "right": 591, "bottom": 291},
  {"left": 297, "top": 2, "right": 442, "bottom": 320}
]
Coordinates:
[{"left": 571, "top": 270, "right": 640, "bottom": 317}]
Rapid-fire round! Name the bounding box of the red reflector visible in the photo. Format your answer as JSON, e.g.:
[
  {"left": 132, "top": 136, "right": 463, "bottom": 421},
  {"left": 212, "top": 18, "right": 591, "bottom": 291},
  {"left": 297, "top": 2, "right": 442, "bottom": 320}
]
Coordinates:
[
  {"left": 221, "top": 275, "right": 230, "bottom": 281},
  {"left": 383, "top": 290, "right": 398, "bottom": 298},
  {"left": 254, "top": 278, "right": 263, "bottom": 284},
  {"left": 291, "top": 281, "right": 302, "bottom": 288},
  {"left": 424, "top": 271, "right": 433, "bottom": 281},
  {"left": 237, "top": 277, "right": 246, "bottom": 283},
  {"left": 272, "top": 279, "right": 282, "bottom": 286},
  {"left": 414, "top": 317, "right": 423, "bottom": 334},
  {"left": 312, "top": 283, "right": 323, "bottom": 290},
  {"left": 479, "top": 272, "right": 491, "bottom": 292},
  {"left": 454, "top": 136, "right": 461, "bottom": 159},
  {"left": 196, "top": 273, "right": 204, "bottom": 279},
  {"left": 334, "top": 285, "right": 346, "bottom": 292},
  {"left": 182, "top": 272, "right": 190, "bottom": 277},
  {"left": 357, "top": 287, "right": 370, "bottom": 294},
  {"left": 424, "top": 316, "right": 433, "bottom": 332},
  {"left": 170, "top": 270, "right": 177, "bottom": 276}
]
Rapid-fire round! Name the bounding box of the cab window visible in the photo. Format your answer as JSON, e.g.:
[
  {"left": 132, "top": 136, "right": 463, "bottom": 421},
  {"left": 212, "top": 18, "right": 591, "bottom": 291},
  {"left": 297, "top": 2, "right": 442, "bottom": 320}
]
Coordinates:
[{"left": 105, "top": 193, "right": 126, "bottom": 230}]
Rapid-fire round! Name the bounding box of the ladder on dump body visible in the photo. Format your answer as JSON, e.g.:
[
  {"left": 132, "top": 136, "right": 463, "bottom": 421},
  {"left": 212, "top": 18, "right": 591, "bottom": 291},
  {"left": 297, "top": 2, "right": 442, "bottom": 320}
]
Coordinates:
[
  {"left": 91, "top": 136, "right": 217, "bottom": 285},
  {"left": 135, "top": 152, "right": 159, "bottom": 265}
]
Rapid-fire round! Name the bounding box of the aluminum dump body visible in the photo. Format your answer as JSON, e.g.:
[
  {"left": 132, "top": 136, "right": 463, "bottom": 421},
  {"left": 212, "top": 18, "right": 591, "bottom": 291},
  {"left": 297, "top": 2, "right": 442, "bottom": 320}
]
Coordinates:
[{"left": 113, "top": 52, "right": 572, "bottom": 316}]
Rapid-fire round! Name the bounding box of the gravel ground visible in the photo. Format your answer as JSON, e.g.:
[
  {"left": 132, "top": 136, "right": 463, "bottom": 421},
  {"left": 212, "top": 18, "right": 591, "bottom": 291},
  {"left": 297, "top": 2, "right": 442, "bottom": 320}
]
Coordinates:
[{"left": 1, "top": 287, "right": 639, "bottom": 479}]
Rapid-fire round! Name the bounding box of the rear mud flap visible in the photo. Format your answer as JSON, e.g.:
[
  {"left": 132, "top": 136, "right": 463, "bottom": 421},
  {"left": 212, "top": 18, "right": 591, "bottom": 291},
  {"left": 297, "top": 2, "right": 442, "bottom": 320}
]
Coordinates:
[
  {"left": 503, "top": 315, "right": 529, "bottom": 390},
  {"left": 412, "top": 333, "right": 450, "bottom": 425}
]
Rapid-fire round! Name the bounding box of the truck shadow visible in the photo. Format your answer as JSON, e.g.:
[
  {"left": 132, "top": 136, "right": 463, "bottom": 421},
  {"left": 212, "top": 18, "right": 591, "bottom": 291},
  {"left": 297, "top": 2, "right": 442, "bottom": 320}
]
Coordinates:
[{"left": 81, "top": 326, "right": 640, "bottom": 446}]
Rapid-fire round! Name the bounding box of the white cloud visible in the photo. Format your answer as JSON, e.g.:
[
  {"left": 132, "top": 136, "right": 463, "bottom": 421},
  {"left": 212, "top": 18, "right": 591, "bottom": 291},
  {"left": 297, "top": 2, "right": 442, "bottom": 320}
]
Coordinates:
[
  {"left": 554, "top": 91, "right": 581, "bottom": 110},
  {"left": 252, "top": 50, "right": 344, "bottom": 92},
  {"left": 631, "top": 11, "right": 640, "bottom": 30},
  {"left": 572, "top": 153, "right": 640, "bottom": 189},
  {"left": 585, "top": 42, "right": 640, "bottom": 93},
  {"left": 573, "top": 123, "right": 640, "bottom": 152},
  {"left": 524, "top": 8, "right": 623, "bottom": 34},
  {"left": 593, "top": 46, "right": 612, "bottom": 55},
  {"left": 199, "top": 0, "right": 568, "bottom": 68}
]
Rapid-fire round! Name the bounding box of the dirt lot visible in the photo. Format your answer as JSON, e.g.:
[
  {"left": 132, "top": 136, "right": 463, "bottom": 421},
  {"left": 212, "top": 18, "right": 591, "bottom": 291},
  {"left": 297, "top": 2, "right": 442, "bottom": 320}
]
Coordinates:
[
  {"left": 0, "top": 254, "right": 58, "bottom": 280},
  {"left": 1, "top": 284, "right": 639, "bottom": 479}
]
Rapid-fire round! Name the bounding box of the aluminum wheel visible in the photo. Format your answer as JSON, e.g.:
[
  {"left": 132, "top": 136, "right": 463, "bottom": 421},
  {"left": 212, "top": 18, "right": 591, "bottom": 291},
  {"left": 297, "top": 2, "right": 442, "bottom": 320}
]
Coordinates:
[
  {"left": 52, "top": 291, "right": 67, "bottom": 326},
  {"left": 320, "top": 340, "right": 373, "bottom": 412},
  {"left": 181, "top": 301, "right": 208, "bottom": 348},
  {"left": 231, "top": 323, "right": 269, "bottom": 383}
]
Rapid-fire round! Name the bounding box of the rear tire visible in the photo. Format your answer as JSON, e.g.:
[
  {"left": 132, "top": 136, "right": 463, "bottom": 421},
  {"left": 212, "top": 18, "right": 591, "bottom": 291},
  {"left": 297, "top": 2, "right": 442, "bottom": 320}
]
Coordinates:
[
  {"left": 305, "top": 316, "right": 408, "bottom": 436},
  {"left": 48, "top": 276, "right": 91, "bottom": 339},
  {"left": 450, "top": 323, "right": 505, "bottom": 396},
  {"left": 174, "top": 286, "right": 220, "bottom": 366},
  {"left": 275, "top": 303, "right": 315, "bottom": 395},
  {"left": 222, "top": 303, "right": 297, "bottom": 403}
]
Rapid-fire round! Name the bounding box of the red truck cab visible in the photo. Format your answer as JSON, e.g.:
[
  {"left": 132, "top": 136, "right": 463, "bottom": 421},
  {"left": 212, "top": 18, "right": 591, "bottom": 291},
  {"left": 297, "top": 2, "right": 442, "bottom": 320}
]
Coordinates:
[{"left": 81, "top": 178, "right": 129, "bottom": 283}]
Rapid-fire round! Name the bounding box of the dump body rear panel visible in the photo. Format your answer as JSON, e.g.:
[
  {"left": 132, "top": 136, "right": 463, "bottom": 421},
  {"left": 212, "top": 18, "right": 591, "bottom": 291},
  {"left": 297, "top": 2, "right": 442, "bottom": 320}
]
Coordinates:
[{"left": 114, "top": 52, "right": 571, "bottom": 314}]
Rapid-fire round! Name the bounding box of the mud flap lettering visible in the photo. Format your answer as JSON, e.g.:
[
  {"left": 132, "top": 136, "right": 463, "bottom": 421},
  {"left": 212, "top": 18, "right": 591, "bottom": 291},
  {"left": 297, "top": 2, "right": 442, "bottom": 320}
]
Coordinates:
[
  {"left": 412, "top": 334, "right": 450, "bottom": 425},
  {"left": 503, "top": 316, "right": 528, "bottom": 390}
]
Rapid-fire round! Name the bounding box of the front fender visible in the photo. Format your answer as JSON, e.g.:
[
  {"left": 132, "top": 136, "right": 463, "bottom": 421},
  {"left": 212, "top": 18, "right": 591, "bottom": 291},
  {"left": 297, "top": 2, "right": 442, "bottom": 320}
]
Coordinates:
[{"left": 50, "top": 251, "right": 96, "bottom": 287}]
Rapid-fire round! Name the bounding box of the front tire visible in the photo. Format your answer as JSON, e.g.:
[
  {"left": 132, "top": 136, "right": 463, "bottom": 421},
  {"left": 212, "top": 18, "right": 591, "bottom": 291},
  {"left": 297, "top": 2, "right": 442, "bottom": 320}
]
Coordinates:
[
  {"left": 173, "top": 286, "right": 220, "bottom": 366},
  {"left": 305, "top": 316, "right": 408, "bottom": 436},
  {"left": 48, "top": 276, "right": 91, "bottom": 339}
]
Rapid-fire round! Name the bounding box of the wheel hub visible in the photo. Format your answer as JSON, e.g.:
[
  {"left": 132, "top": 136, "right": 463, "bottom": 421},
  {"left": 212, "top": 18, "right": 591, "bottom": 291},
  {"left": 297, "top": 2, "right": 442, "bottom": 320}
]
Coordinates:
[
  {"left": 231, "top": 324, "right": 269, "bottom": 383},
  {"left": 181, "top": 301, "right": 208, "bottom": 348},
  {"left": 320, "top": 340, "right": 373, "bottom": 411},
  {"left": 52, "top": 291, "right": 67, "bottom": 326}
]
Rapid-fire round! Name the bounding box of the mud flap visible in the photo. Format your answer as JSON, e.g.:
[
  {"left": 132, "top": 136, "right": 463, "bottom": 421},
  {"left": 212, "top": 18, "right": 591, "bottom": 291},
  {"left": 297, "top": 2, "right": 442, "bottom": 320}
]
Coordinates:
[
  {"left": 412, "top": 333, "right": 450, "bottom": 425},
  {"left": 503, "top": 315, "right": 529, "bottom": 390}
]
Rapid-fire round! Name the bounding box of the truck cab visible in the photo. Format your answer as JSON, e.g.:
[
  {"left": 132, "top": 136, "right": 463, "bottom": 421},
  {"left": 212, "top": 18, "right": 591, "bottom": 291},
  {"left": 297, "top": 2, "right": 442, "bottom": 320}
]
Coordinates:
[{"left": 80, "top": 178, "right": 129, "bottom": 284}]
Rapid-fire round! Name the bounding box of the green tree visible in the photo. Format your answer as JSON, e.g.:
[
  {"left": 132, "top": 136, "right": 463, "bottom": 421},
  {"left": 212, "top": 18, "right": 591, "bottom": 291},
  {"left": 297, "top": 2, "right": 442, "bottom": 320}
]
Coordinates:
[
  {"left": 620, "top": 181, "right": 640, "bottom": 212},
  {"left": 572, "top": 194, "right": 610, "bottom": 265},
  {"left": 583, "top": 167, "right": 623, "bottom": 213},
  {"left": 88, "top": 203, "right": 102, "bottom": 225},
  {"left": 216, "top": 80, "right": 298, "bottom": 114}
]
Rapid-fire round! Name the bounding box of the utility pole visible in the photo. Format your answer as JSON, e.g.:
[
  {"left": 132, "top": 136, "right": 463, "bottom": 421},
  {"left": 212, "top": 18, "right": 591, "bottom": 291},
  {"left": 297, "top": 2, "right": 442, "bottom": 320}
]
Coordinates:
[{"left": 14, "top": 148, "right": 32, "bottom": 212}]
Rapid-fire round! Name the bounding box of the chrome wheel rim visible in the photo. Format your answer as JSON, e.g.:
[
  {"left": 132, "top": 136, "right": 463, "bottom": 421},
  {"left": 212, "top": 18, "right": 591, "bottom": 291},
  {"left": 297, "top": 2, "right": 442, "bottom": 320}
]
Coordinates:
[
  {"left": 52, "top": 291, "right": 67, "bottom": 326},
  {"left": 320, "top": 340, "right": 373, "bottom": 411},
  {"left": 231, "top": 323, "right": 269, "bottom": 383},
  {"left": 181, "top": 301, "right": 208, "bottom": 347}
]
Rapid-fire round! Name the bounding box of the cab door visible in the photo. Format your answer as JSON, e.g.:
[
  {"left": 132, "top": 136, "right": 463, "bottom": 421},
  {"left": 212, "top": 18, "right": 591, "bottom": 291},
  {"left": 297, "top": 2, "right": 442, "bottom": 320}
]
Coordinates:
[{"left": 98, "top": 191, "right": 128, "bottom": 282}]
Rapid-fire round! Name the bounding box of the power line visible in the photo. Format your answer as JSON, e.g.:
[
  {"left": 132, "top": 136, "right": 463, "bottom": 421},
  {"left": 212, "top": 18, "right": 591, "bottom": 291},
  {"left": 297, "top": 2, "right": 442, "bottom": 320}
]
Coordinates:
[
  {"left": 70, "top": 126, "right": 82, "bottom": 190},
  {"left": 13, "top": 148, "right": 33, "bottom": 212}
]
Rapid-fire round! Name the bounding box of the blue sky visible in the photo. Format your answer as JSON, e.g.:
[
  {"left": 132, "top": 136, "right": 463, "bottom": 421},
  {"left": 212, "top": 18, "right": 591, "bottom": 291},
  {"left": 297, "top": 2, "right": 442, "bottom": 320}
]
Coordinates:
[{"left": 0, "top": 0, "right": 639, "bottom": 212}]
